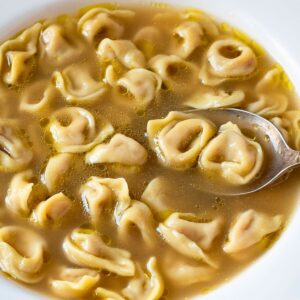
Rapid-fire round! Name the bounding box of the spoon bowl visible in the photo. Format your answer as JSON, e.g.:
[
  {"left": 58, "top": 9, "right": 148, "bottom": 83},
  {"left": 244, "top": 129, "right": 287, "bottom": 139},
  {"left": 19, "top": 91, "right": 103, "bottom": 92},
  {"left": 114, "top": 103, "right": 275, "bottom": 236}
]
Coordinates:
[{"left": 185, "top": 108, "right": 300, "bottom": 196}]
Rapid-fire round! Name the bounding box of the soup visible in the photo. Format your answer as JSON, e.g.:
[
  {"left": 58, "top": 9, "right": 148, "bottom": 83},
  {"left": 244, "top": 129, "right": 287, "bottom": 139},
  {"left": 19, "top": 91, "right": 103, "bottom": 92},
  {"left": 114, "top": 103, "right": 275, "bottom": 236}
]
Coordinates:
[{"left": 0, "top": 3, "right": 299, "bottom": 299}]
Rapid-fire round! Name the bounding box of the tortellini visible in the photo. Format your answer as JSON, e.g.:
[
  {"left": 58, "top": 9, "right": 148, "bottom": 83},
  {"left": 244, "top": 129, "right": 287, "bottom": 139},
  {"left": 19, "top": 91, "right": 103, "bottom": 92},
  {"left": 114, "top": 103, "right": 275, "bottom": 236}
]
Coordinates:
[
  {"left": 0, "top": 23, "right": 41, "bottom": 85},
  {"left": 281, "top": 111, "right": 300, "bottom": 149},
  {"left": 270, "top": 116, "right": 291, "bottom": 144},
  {"left": 141, "top": 177, "right": 176, "bottom": 219},
  {"left": 200, "top": 122, "right": 264, "bottom": 185},
  {"left": 46, "top": 107, "right": 114, "bottom": 153},
  {"left": 122, "top": 257, "right": 164, "bottom": 300},
  {"left": 0, "top": 119, "right": 33, "bottom": 172},
  {"left": 86, "top": 134, "right": 147, "bottom": 166},
  {"left": 246, "top": 68, "right": 288, "bottom": 117},
  {"left": 134, "top": 26, "right": 163, "bottom": 58},
  {"left": 78, "top": 8, "right": 135, "bottom": 43},
  {"left": 51, "top": 267, "right": 100, "bottom": 298},
  {"left": 5, "top": 169, "right": 46, "bottom": 217},
  {"left": 80, "top": 176, "right": 131, "bottom": 223},
  {"left": 63, "top": 228, "right": 135, "bottom": 276},
  {"left": 105, "top": 68, "right": 162, "bottom": 110},
  {"left": 53, "top": 64, "right": 107, "bottom": 104},
  {"left": 184, "top": 9, "right": 219, "bottom": 34},
  {"left": 185, "top": 89, "right": 245, "bottom": 109},
  {"left": 199, "top": 38, "right": 257, "bottom": 86},
  {"left": 162, "top": 254, "right": 215, "bottom": 286},
  {"left": 158, "top": 214, "right": 220, "bottom": 268},
  {"left": 0, "top": 226, "right": 48, "bottom": 283},
  {"left": 147, "top": 111, "right": 216, "bottom": 169},
  {"left": 20, "top": 79, "right": 56, "bottom": 114},
  {"left": 223, "top": 209, "right": 283, "bottom": 254},
  {"left": 172, "top": 21, "right": 204, "bottom": 58},
  {"left": 31, "top": 192, "right": 72, "bottom": 227},
  {"left": 97, "top": 38, "right": 146, "bottom": 69},
  {"left": 42, "top": 153, "right": 74, "bottom": 193},
  {"left": 39, "top": 24, "right": 84, "bottom": 68},
  {"left": 118, "top": 200, "right": 157, "bottom": 247},
  {"left": 164, "top": 213, "right": 223, "bottom": 250},
  {"left": 95, "top": 287, "right": 125, "bottom": 300},
  {"left": 149, "top": 54, "right": 197, "bottom": 92}
]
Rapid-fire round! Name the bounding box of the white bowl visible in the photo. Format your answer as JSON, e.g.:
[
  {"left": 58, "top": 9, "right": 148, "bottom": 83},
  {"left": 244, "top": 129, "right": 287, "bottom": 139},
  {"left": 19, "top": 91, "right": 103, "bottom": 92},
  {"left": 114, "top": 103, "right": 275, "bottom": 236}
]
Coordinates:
[{"left": 0, "top": 0, "right": 299, "bottom": 299}]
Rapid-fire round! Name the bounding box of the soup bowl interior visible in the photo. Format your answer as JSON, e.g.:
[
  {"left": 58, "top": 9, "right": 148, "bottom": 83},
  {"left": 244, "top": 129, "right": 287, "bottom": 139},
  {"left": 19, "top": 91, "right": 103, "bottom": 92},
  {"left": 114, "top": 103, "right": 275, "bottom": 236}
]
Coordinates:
[{"left": 0, "top": 0, "right": 299, "bottom": 299}]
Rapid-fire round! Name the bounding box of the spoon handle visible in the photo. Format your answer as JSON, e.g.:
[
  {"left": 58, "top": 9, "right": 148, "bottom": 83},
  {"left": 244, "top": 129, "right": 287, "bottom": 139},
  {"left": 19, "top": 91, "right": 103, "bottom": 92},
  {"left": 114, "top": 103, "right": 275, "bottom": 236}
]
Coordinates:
[{"left": 284, "top": 148, "right": 300, "bottom": 169}]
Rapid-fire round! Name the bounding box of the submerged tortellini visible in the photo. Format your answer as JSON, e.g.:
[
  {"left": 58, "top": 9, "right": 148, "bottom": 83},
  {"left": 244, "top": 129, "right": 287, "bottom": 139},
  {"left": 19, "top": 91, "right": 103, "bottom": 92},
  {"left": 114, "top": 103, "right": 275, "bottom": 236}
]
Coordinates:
[
  {"left": 53, "top": 64, "right": 107, "bottom": 104},
  {"left": 270, "top": 116, "right": 291, "bottom": 144},
  {"left": 105, "top": 68, "right": 162, "bottom": 110},
  {"left": 246, "top": 69, "right": 288, "bottom": 117},
  {"left": 118, "top": 200, "right": 157, "bottom": 247},
  {"left": 51, "top": 267, "right": 100, "bottom": 298},
  {"left": 281, "top": 111, "right": 300, "bottom": 149},
  {"left": 199, "top": 38, "right": 257, "bottom": 86},
  {"left": 134, "top": 26, "right": 163, "bottom": 58},
  {"left": 149, "top": 54, "right": 197, "bottom": 92},
  {"left": 223, "top": 209, "right": 283, "bottom": 254},
  {"left": 78, "top": 7, "right": 135, "bottom": 43},
  {"left": 46, "top": 107, "right": 114, "bottom": 153},
  {"left": 141, "top": 177, "right": 176, "bottom": 219},
  {"left": 42, "top": 153, "right": 74, "bottom": 193},
  {"left": 20, "top": 79, "right": 57, "bottom": 114},
  {"left": 158, "top": 213, "right": 219, "bottom": 268},
  {"left": 147, "top": 111, "right": 216, "bottom": 169},
  {"left": 86, "top": 133, "right": 147, "bottom": 167},
  {"left": 63, "top": 228, "right": 135, "bottom": 276},
  {"left": 95, "top": 287, "right": 125, "bottom": 300},
  {"left": 162, "top": 254, "right": 215, "bottom": 286},
  {"left": 185, "top": 89, "right": 245, "bottom": 109},
  {"left": 97, "top": 38, "right": 146, "bottom": 69},
  {"left": 80, "top": 177, "right": 131, "bottom": 223},
  {"left": 0, "top": 23, "right": 41, "bottom": 85},
  {"left": 0, "top": 226, "right": 48, "bottom": 283},
  {"left": 39, "top": 24, "right": 84, "bottom": 68},
  {"left": 0, "top": 119, "right": 33, "bottom": 172},
  {"left": 5, "top": 169, "right": 46, "bottom": 217},
  {"left": 122, "top": 257, "right": 164, "bottom": 300},
  {"left": 200, "top": 122, "right": 264, "bottom": 185},
  {"left": 31, "top": 192, "right": 72, "bottom": 227},
  {"left": 183, "top": 9, "right": 219, "bottom": 38}
]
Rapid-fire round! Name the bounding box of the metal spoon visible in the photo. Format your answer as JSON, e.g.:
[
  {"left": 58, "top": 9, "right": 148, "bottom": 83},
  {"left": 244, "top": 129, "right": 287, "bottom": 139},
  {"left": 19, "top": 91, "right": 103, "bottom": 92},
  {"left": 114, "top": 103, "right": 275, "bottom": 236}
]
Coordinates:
[{"left": 185, "top": 108, "right": 300, "bottom": 196}]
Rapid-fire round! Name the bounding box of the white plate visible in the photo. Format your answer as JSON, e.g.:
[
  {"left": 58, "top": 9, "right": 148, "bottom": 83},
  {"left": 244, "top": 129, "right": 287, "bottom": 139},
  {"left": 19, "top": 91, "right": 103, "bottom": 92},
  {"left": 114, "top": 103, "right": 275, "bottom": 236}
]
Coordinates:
[{"left": 0, "top": 0, "right": 299, "bottom": 299}]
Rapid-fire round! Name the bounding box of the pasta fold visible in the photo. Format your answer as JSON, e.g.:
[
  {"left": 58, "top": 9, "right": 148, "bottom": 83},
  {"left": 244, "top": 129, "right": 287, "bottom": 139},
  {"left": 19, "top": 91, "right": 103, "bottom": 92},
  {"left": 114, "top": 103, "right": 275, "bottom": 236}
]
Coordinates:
[
  {"left": 63, "top": 228, "right": 135, "bottom": 276},
  {"left": 122, "top": 257, "right": 164, "bottom": 300},
  {"left": 223, "top": 209, "right": 283, "bottom": 253},
  {"left": 51, "top": 267, "right": 100, "bottom": 298},
  {"left": 147, "top": 111, "right": 216, "bottom": 169},
  {"left": 86, "top": 134, "right": 147, "bottom": 166},
  {"left": 246, "top": 69, "right": 288, "bottom": 117},
  {"left": 200, "top": 122, "right": 263, "bottom": 185},
  {"left": 53, "top": 64, "right": 107, "bottom": 104},
  {"left": 47, "top": 107, "right": 114, "bottom": 153},
  {"left": 0, "top": 23, "right": 41, "bottom": 85},
  {"left": 0, "top": 119, "right": 33, "bottom": 172},
  {"left": 80, "top": 177, "right": 131, "bottom": 223},
  {"left": 199, "top": 39, "right": 257, "bottom": 86},
  {"left": 0, "top": 226, "right": 47, "bottom": 283},
  {"left": 78, "top": 7, "right": 135, "bottom": 43}
]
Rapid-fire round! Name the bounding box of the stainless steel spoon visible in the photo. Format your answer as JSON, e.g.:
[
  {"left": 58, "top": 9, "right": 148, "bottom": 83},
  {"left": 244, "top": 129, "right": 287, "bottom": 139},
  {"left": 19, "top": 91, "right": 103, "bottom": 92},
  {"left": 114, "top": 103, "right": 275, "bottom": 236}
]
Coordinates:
[{"left": 185, "top": 108, "right": 300, "bottom": 196}]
